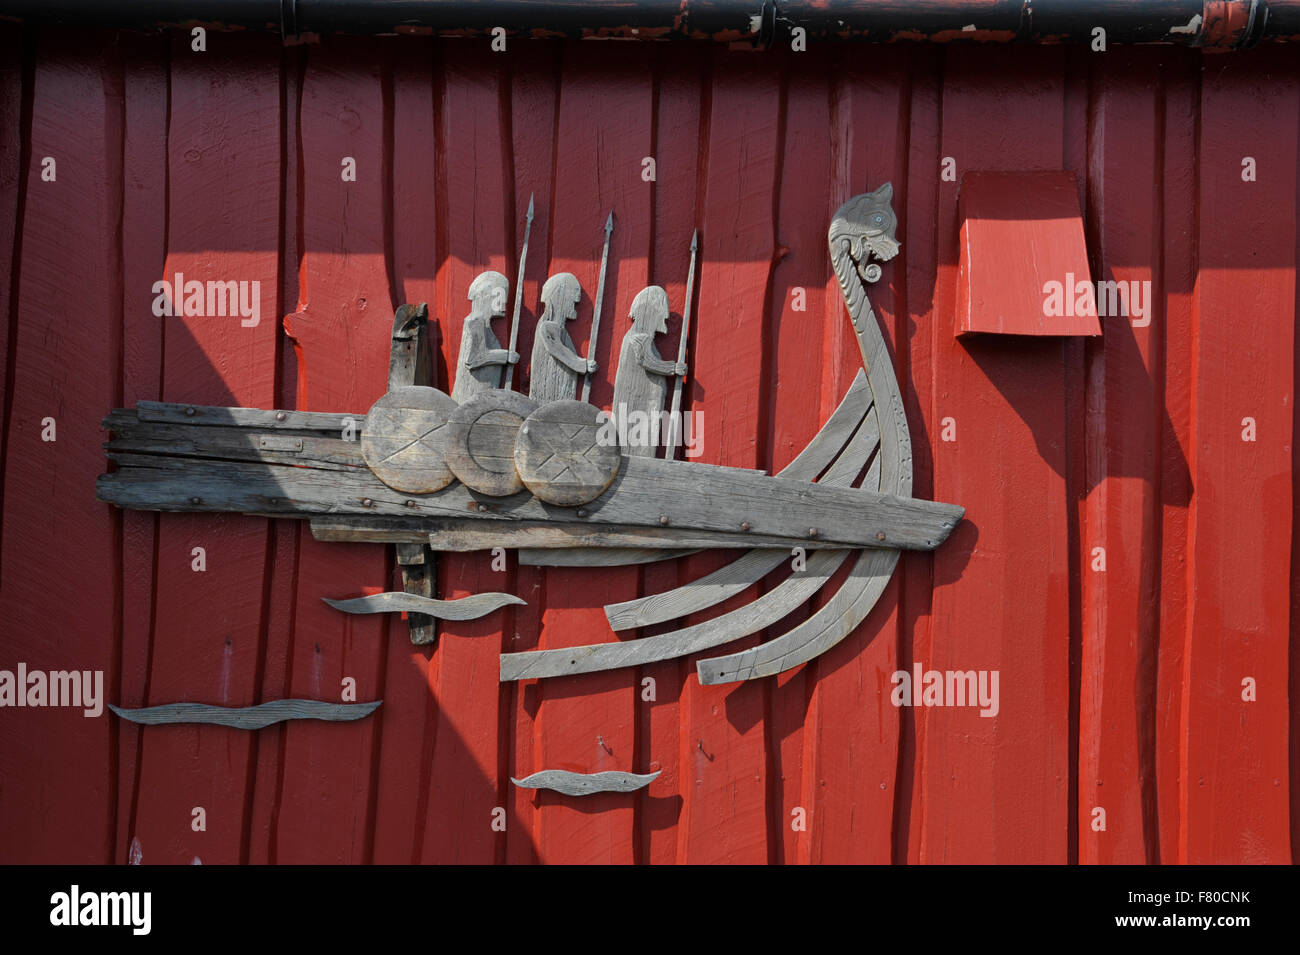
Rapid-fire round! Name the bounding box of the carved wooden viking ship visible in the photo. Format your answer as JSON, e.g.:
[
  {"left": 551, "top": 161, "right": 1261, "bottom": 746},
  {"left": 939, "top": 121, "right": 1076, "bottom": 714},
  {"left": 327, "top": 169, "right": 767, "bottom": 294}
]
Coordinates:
[{"left": 97, "top": 186, "right": 963, "bottom": 686}]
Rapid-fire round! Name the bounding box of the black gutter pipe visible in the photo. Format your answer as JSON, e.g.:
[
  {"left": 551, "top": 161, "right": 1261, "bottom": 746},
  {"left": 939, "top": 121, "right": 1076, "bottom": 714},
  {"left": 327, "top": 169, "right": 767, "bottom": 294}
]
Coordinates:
[{"left": 1, "top": 0, "right": 1296, "bottom": 49}]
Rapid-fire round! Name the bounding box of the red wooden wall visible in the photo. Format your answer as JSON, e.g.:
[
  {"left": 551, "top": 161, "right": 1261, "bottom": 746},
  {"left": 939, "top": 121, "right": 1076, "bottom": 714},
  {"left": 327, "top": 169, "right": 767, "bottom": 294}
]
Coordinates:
[{"left": 0, "top": 27, "right": 1296, "bottom": 864}]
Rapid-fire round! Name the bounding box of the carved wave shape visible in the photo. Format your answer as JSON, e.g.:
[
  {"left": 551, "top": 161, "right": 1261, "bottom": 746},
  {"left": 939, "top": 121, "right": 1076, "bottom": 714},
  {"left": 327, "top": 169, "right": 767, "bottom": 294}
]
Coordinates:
[
  {"left": 108, "top": 699, "right": 382, "bottom": 729},
  {"left": 511, "top": 769, "right": 661, "bottom": 796},
  {"left": 323, "top": 591, "right": 525, "bottom": 621}
]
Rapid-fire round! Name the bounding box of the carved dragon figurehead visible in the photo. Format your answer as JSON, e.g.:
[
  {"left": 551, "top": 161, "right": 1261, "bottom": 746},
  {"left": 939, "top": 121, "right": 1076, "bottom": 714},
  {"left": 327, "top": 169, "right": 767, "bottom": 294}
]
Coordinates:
[{"left": 829, "top": 182, "right": 899, "bottom": 286}]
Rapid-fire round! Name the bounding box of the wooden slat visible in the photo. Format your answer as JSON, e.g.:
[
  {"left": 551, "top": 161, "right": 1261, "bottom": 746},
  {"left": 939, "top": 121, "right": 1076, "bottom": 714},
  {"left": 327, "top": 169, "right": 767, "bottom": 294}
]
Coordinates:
[
  {"left": 638, "top": 41, "right": 706, "bottom": 865},
  {"left": 675, "top": 49, "right": 782, "bottom": 865},
  {"left": 1077, "top": 50, "right": 1162, "bottom": 865},
  {"left": 418, "top": 43, "right": 514, "bottom": 864},
  {"left": 918, "top": 46, "right": 1071, "bottom": 863},
  {"left": 114, "top": 30, "right": 170, "bottom": 866},
  {"left": 1181, "top": 51, "right": 1296, "bottom": 864},
  {"left": 119, "top": 34, "right": 284, "bottom": 866},
  {"left": 504, "top": 39, "right": 560, "bottom": 865},
  {"left": 527, "top": 43, "right": 654, "bottom": 865},
  {"left": 1154, "top": 50, "right": 1198, "bottom": 864},
  {"left": 101, "top": 449, "right": 961, "bottom": 550},
  {"left": 0, "top": 32, "right": 119, "bottom": 864},
  {"left": 274, "top": 40, "right": 390, "bottom": 864}
]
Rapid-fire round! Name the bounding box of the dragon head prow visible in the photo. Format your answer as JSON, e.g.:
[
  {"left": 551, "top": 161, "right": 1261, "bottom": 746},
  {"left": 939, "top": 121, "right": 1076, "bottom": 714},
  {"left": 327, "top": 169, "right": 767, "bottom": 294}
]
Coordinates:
[{"left": 829, "top": 183, "right": 900, "bottom": 283}]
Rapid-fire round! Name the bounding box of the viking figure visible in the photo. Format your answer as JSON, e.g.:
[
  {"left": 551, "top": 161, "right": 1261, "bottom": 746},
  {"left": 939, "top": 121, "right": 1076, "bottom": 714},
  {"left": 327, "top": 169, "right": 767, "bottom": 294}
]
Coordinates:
[
  {"left": 451, "top": 270, "right": 518, "bottom": 403},
  {"left": 527, "top": 272, "right": 595, "bottom": 402},
  {"left": 612, "top": 286, "right": 687, "bottom": 456}
]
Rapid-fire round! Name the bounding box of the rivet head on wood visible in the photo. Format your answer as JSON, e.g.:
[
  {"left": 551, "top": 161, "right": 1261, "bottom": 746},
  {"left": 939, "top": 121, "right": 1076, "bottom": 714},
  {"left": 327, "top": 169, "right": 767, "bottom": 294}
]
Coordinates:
[
  {"left": 576, "top": 508, "right": 587, "bottom": 518},
  {"left": 809, "top": 528, "right": 819, "bottom": 538},
  {"left": 361, "top": 498, "right": 374, "bottom": 508},
  {"left": 876, "top": 531, "right": 886, "bottom": 541},
  {"left": 659, "top": 515, "right": 669, "bottom": 526},
  {"left": 477, "top": 503, "right": 489, "bottom": 513},
  {"left": 189, "top": 496, "right": 202, "bottom": 505},
  {"left": 404, "top": 500, "right": 417, "bottom": 508},
  {"left": 276, "top": 411, "right": 286, "bottom": 421},
  {"left": 184, "top": 407, "right": 196, "bottom": 416},
  {"left": 741, "top": 521, "right": 751, "bottom": 532}
]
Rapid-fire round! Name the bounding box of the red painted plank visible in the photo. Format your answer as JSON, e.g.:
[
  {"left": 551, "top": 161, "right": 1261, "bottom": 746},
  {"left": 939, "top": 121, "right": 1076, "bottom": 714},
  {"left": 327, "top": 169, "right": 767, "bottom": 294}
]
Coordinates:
[
  {"left": 639, "top": 42, "right": 705, "bottom": 866},
  {"left": 0, "top": 33, "right": 121, "bottom": 863},
  {"left": 527, "top": 43, "right": 653, "bottom": 865},
  {"left": 921, "top": 47, "right": 1071, "bottom": 863},
  {"left": 505, "top": 40, "right": 559, "bottom": 866},
  {"left": 129, "top": 35, "right": 282, "bottom": 866},
  {"left": 114, "top": 31, "right": 169, "bottom": 864},
  {"left": 418, "top": 43, "right": 513, "bottom": 864},
  {"left": 1077, "top": 52, "right": 1163, "bottom": 864},
  {"left": 802, "top": 49, "right": 911, "bottom": 865},
  {"left": 1182, "top": 53, "right": 1296, "bottom": 864},
  {"left": 370, "top": 37, "right": 442, "bottom": 866},
  {"left": 677, "top": 51, "right": 782, "bottom": 865},
  {"left": 766, "top": 60, "right": 830, "bottom": 866},
  {"left": 1154, "top": 49, "right": 1198, "bottom": 866},
  {"left": 277, "top": 40, "right": 390, "bottom": 864},
  {"left": 896, "top": 49, "right": 944, "bottom": 865}
]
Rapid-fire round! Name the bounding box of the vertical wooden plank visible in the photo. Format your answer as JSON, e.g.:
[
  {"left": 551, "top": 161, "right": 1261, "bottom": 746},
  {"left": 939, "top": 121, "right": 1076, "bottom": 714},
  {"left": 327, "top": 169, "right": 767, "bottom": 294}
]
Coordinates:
[
  {"left": 1182, "top": 52, "right": 1295, "bottom": 864},
  {"left": 0, "top": 32, "right": 120, "bottom": 863},
  {"left": 801, "top": 48, "right": 911, "bottom": 866},
  {"left": 129, "top": 34, "right": 281, "bottom": 866},
  {"left": 639, "top": 41, "right": 705, "bottom": 865},
  {"left": 528, "top": 42, "right": 652, "bottom": 865},
  {"left": 277, "top": 39, "right": 389, "bottom": 864},
  {"left": 418, "top": 41, "right": 512, "bottom": 864},
  {"left": 114, "top": 30, "right": 168, "bottom": 863},
  {"left": 245, "top": 42, "right": 302, "bottom": 865},
  {"left": 765, "top": 56, "right": 829, "bottom": 866},
  {"left": 1077, "top": 50, "right": 1163, "bottom": 864},
  {"left": 1154, "top": 48, "right": 1198, "bottom": 865},
  {"left": 897, "top": 48, "right": 943, "bottom": 864},
  {"left": 505, "top": 40, "right": 558, "bottom": 866},
  {"left": 370, "top": 37, "right": 440, "bottom": 865},
  {"left": 920, "top": 47, "right": 1071, "bottom": 863},
  {"left": 677, "top": 50, "right": 781, "bottom": 865}
]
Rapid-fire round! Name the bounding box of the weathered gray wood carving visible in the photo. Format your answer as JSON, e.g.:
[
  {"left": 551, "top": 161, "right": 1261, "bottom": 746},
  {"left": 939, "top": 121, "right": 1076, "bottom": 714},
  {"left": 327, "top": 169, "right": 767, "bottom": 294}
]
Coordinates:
[
  {"left": 611, "top": 286, "right": 686, "bottom": 457},
  {"left": 511, "top": 769, "right": 660, "bottom": 796},
  {"left": 97, "top": 185, "right": 960, "bottom": 688},
  {"left": 527, "top": 272, "right": 592, "bottom": 402},
  {"left": 444, "top": 389, "right": 539, "bottom": 496},
  {"left": 514, "top": 399, "right": 620, "bottom": 505},
  {"left": 107, "top": 699, "right": 382, "bottom": 729},
  {"left": 451, "top": 270, "right": 517, "bottom": 402}
]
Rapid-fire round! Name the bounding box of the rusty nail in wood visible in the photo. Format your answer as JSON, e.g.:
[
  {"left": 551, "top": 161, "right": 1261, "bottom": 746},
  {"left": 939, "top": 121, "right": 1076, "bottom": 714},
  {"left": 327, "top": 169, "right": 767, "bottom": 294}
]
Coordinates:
[
  {"left": 404, "top": 500, "right": 417, "bottom": 508},
  {"left": 361, "top": 498, "right": 374, "bottom": 507},
  {"left": 876, "top": 531, "right": 886, "bottom": 541},
  {"left": 741, "top": 521, "right": 751, "bottom": 531},
  {"left": 477, "top": 503, "right": 489, "bottom": 513},
  {"left": 809, "top": 527, "right": 819, "bottom": 538},
  {"left": 659, "top": 515, "right": 669, "bottom": 526},
  {"left": 184, "top": 407, "right": 196, "bottom": 416},
  {"left": 275, "top": 411, "right": 286, "bottom": 421}
]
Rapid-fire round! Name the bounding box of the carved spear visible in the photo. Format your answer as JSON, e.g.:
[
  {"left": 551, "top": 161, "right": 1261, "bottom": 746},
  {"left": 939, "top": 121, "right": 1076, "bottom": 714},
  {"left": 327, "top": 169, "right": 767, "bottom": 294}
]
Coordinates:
[
  {"left": 503, "top": 192, "right": 535, "bottom": 391},
  {"left": 580, "top": 211, "right": 615, "bottom": 404},
  {"left": 665, "top": 229, "right": 698, "bottom": 460}
]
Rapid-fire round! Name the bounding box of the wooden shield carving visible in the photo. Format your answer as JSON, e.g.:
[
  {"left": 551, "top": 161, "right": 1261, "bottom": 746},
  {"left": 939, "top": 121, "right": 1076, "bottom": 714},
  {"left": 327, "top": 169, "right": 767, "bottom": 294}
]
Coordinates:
[
  {"left": 445, "top": 389, "right": 539, "bottom": 496},
  {"left": 515, "top": 399, "right": 621, "bottom": 506},
  {"left": 360, "top": 385, "right": 459, "bottom": 494}
]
